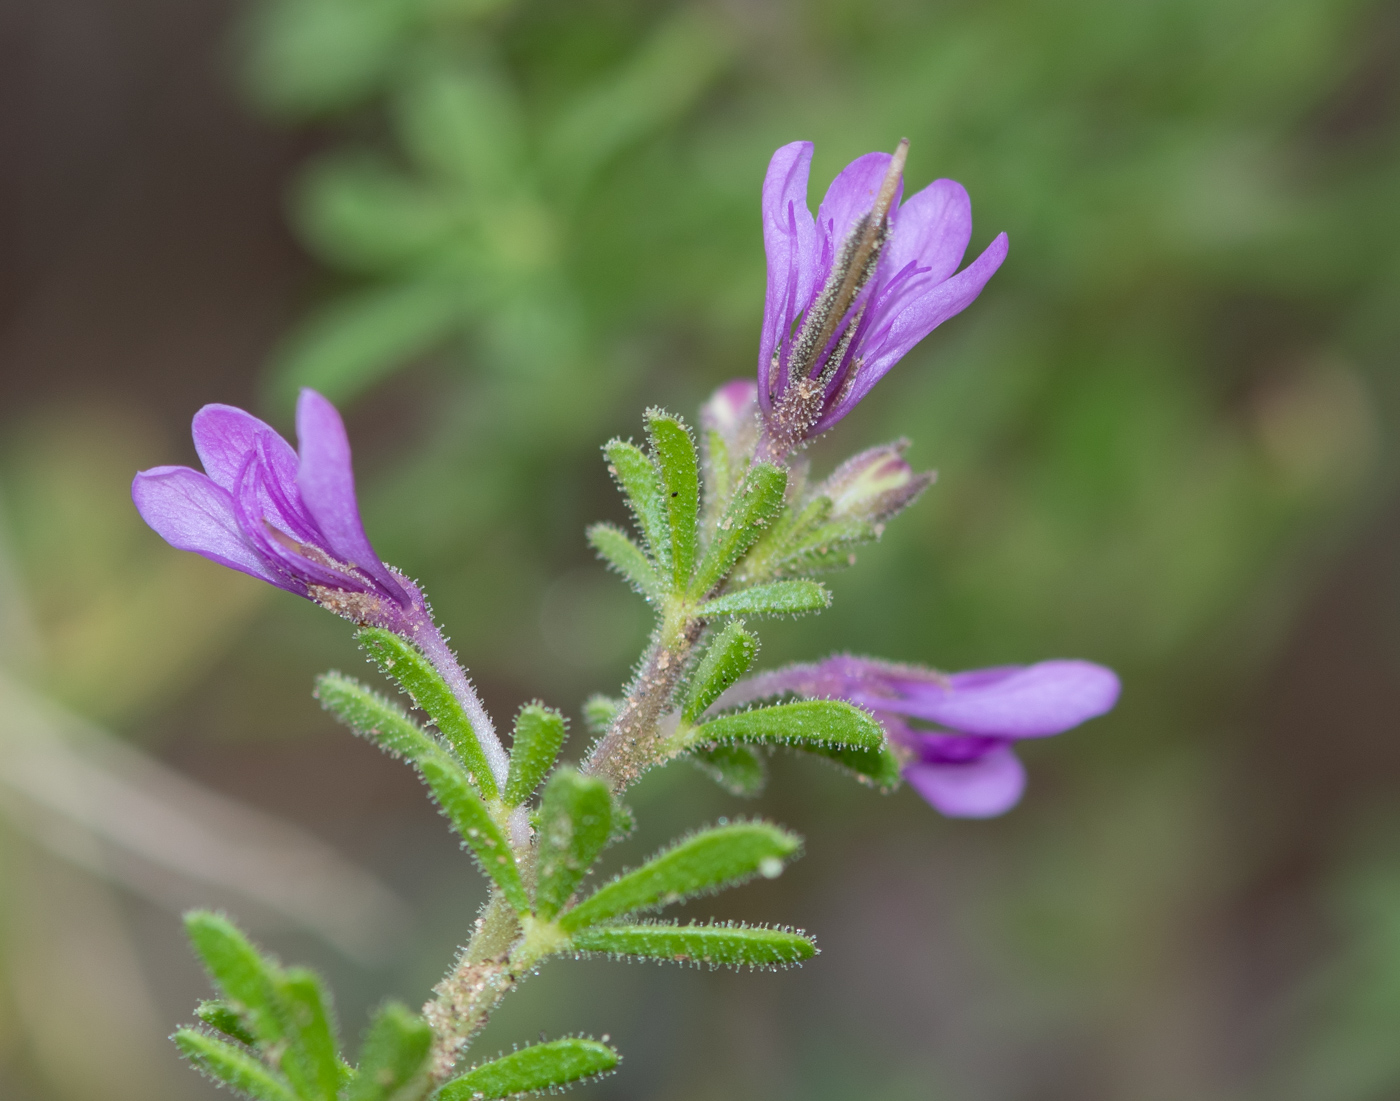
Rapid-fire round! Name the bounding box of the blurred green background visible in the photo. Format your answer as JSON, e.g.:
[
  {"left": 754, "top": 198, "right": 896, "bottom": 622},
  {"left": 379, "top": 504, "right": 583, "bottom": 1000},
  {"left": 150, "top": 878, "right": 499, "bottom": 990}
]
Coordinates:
[{"left": 3, "top": 0, "right": 1400, "bottom": 1098}]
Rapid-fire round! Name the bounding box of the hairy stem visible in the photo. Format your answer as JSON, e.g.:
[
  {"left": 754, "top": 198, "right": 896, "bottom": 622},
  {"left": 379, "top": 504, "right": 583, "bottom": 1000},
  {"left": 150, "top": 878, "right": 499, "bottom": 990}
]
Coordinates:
[
  {"left": 422, "top": 892, "right": 521, "bottom": 1084},
  {"left": 582, "top": 615, "right": 705, "bottom": 792}
]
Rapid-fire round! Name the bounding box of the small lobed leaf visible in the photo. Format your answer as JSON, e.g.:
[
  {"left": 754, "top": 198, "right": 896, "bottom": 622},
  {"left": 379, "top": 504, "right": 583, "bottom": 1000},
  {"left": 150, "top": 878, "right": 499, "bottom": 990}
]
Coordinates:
[
  {"left": 603, "top": 439, "right": 669, "bottom": 563},
  {"left": 690, "top": 462, "right": 787, "bottom": 597},
  {"left": 693, "top": 700, "right": 884, "bottom": 752},
  {"left": 534, "top": 769, "right": 614, "bottom": 920},
  {"left": 196, "top": 1000, "right": 257, "bottom": 1048},
  {"left": 586, "top": 523, "right": 662, "bottom": 599},
  {"left": 799, "top": 743, "right": 904, "bottom": 791},
  {"left": 278, "top": 968, "right": 341, "bottom": 1101},
  {"left": 581, "top": 694, "right": 622, "bottom": 734},
  {"left": 768, "top": 517, "right": 880, "bottom": 577},
  {"left": 504, "top": 704, "right": 568, "bottom": 807},
  {"left": 438, "top": 1038, "right": 619, "bottom": 1101},
  {"left": 347, "top": 1002, "right": 433, "bottom": 1101},
  {"left": 681, "top": 622, "right": 758, "bottom": 725},
  {"left": 184, "top": 912, "right": 287, "bottom": 1050},
  {"left": 173, "top": 1029, "right": 297, "bottom": 1101},
  {"left": 316, "top": 672, "right": 440, "bottom": 764},
  {"left": 357, "top": 628, "right": 497, "bottom": 799},
  {"left": 316, "top": 675, "right": 527, "bottom": 911},
  {"left": 557, "top": 822, "right": 801, "bottom": 932},
  {"left": 418, "top": 755, "right": 529, "bottom": 913},
  {"left": 695, "top": 580, "right": 830, "bottom": 619},
  {"left": 571, "top": 922, "right": 816, "bottom": 969},
  {"left": 689, "top": 744, "right": 767, "bottom": 798},
  {"left": 645, "top": 409, "right": 700, "bottom": 587}
]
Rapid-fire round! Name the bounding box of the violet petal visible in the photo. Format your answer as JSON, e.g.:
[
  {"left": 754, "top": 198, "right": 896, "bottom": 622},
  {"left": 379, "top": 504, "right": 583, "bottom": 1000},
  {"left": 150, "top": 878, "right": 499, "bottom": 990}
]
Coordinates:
[
  {"left": 131, "top": 466, "right": 296, "bottom": 592},
  {"left": 817, "top": 152, "right": 902, "bottom": 255},
  {"left": 880, "top": 178, "right": 973, "bottom": 295},
  {"left": 876, "top": 659, "right": 1120, "bottom": 738},
  {"left": 904, "top": 745, "right": 1027, "bottom": 818},
  {"left": 293, "top": 390, "right": 407, "bottom": 604},
  {"left": 825, "top": 232, "right": 1008, "bottom": 424},
  {"left": 758, "top": 142, "right": 818, "bottom": 405},
  {"left": 191, "top": 404, "right": 299, "bottom": 493}
]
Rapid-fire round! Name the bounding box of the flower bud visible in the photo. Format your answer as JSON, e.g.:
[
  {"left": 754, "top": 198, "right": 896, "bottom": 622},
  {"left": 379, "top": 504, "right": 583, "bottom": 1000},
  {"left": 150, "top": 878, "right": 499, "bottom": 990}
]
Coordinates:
[{"left": 820, "top": 439, "right": 935, "bottom": 524}]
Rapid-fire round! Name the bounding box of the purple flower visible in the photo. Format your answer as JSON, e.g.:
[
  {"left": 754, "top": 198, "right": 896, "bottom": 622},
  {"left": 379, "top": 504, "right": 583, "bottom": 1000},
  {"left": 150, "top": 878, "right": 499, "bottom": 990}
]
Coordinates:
[
  {"left": 720, "top": 656, "right": 1120, "bottom": 818},
  {"left": 755, "top": 140, "right": 1008, "bottom": 462},
  {"left": 132, "top": 389, "right": 509, "bottom": 781},
  {"left": 133, "top": 390, "right": 410, "bottom": 613}
]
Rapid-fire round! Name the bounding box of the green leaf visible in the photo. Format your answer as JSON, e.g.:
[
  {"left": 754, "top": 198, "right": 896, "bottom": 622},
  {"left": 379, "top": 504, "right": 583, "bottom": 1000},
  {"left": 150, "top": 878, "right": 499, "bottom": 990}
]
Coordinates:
[
  {"left": 394, "top": 63, "right": 522, "bottom": 194},
  {"left": 695, "top": 580, "right": 830, "bottom": 619},
  {"left": 645, "top": 410, "right": 699, "bottom": 587},
  {"left": 571, "top": 922, "right": 816, "bottom": 969},
  {"left": 419, "top": 754, "right": 528, "bottom": 912},
  {"left": 184, "top": 912, "right": 287, "bottom": 1050},
  {"left": 799, "top": 743, "right": 904, "bottom": 791},
  {"left": 174, "top": 1029, "right": 297, "bottom": 1101},
  {"left": 689, "top": 745, "right": 766, "bottom": 798},
  {"left": 196, "top": 1000, "right": 257, "bottom": 1047},
  {"left": 347, "top": 1002, "right": 433, "bottom": 1101},
  {"left": 438, "top": 1038, "right": 619, "bottom": 1101},
  {"left": 278, "top": 968, "right": 341, "bottom": 1101},
  {"left": 357, "top": 628, "right": 497, "bottom": 799},
  {"left": 268, "top": 280, "right": 463, "bottom": 408},
  {"left": 534, "top": 769, "right": 613, "bottom": 919},
  {"left": 693, "top": 700, "right": 884, "bottom": 752},
  {"left": 586, "top": 522, "right": 661, "bottom": 598},
  {"left": 690, "top": 463, "right": 787, "bottom": 597},
  {"left": 603, "top": 439, "right": 669, "bottom": 563},
  {"left": 504, "top": 704, "right": 568, "bottom": 807},
  {"left": 581, "top": 694, "right": 621, "bottom": 734},
  {"left": 680, "top": 622, "right": 758, "bottom": 724},
  {"left": 768, "top": 517, "right": 880, "bottom": 577},
  {"left": 316, "top": 675, "right": 528, "bottom": 911},
  {"left": 558, "top": 822, "right": 801, "bottom": 933}
]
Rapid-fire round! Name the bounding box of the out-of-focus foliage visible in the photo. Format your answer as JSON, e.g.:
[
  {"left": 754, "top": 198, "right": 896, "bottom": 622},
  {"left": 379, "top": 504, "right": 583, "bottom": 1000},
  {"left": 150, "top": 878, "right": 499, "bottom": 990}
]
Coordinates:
[{"left": 3, "top": 0, "right": 1400, "bottom": 1096}]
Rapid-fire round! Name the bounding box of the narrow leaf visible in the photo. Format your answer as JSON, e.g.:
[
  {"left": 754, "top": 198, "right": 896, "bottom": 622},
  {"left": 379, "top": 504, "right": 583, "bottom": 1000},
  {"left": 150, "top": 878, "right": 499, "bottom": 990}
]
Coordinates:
[
  {"left": 558, "top": 822, "right": 801, "bottom": 933},
  {"left": 681, "top": 622, "right": 758, "bottom": 724},
  {"left": 184, "top": 912, "right": 287, "bottom": 1049},
  {"left": 173, "top": 1029, "right": 297, "bottom": 1101},
  {"left": 438, "top": 1039, "right": 619, "bottom": 1101},
  {"left": 347, "top": 1002, "right": 432, "bottom": 1101},
  {"left": 196, "top": 1000, "right": 257, "bottom": 1048},
  {"left": 419, "top": 755, "right": 529, "bottom": 912},
  {"left": 799, "top": 743, "right": 904, "bottom": 791},
  {"left": 505, "top": 704, "right": 568, "bottom": 807},
  {"left": 317, "top": 675, "right": 528, "bottom": 911},
  {"left": 690, "top": 462, "right": 787, "bottom": 597},
  {"left": 572, "top": 922, "right": 816, "bottom": 969},
  {"left": 586, "top": 523, "right": 661, "bottom": 598},
  {"left": 603, "top": 439, "right": 669, "bottom": 562},
  {"left": 581, "top": 694, "right": 621, "bottom": 734},
  {"left": 279, "top": 968, "right": 341, "bottom": 1101},
  {"left": 689, "top": 745, "right": 766, "bottom": 797},
  {"left": 646, "top": 410, "right": 699, "bottom": 586},
  {"left": 535, "top": 769, "right": 614, "bottom": 919},
  {"left": 695, "top": 580, "right": 830, "bottom": 619},
  {"left": 694, "top": 700, "right": 884, "bottom": 752},
  {"left": 357, "top": 628, "right": 497, "bottom": 799}
]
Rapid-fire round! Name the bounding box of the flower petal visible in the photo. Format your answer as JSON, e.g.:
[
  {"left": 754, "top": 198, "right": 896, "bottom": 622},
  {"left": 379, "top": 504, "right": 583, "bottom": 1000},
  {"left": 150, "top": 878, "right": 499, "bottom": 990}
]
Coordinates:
[
  {"left": 758, "top": 142, "right": 818, "bottom": 408},
  {"left": 823, "top": 232, "right": 1008, "bottom": 427},
  {"left": 293, "top": 389, "right": 407, "bottom": 603},
  {"left": 131, "top": 466, "right": 294, "bottom": 591},
  {"left": 883, "top": 178, "right": 972, "bottom": 288},
  {"left": 904, "top": 745, "right": 1027, "bottom": 818},
  {"left": 191, "top": 404, "right": 298, "bottom": 492},
  {"left": 817, "top": 152, "right": 901, "bottom": 256},
  {"left": 878, "top": 659, "right": 1120, "bottom": 738}
]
